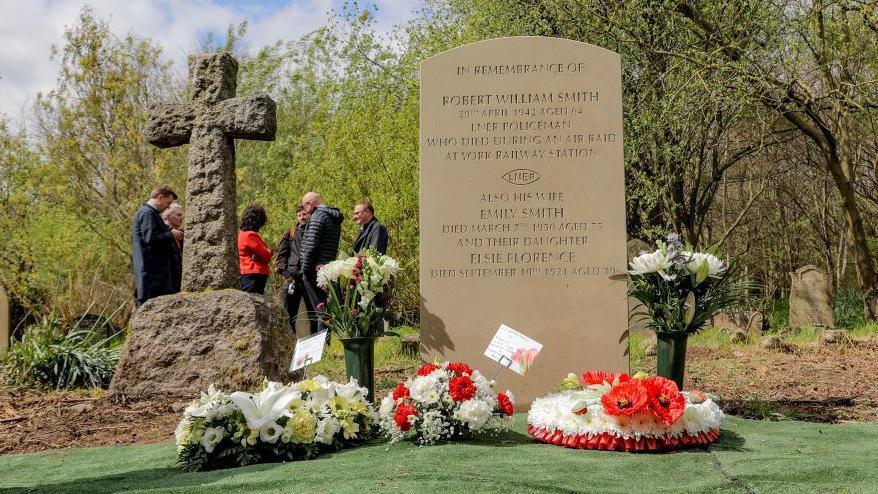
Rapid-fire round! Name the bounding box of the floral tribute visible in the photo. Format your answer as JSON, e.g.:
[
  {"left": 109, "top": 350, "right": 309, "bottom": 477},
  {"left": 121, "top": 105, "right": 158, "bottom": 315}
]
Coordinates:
[
  {"left": 527, "top": 371, "right": 723, "bottom": 452},
  {"left": 316, "top": 250, "right": 399, "bottom": 338},
  {"left": 378, "top": 361, "right": 515, "bottom": 445},
  {"left": 175, "top": 376, "right": 375, "bottom": 470}
]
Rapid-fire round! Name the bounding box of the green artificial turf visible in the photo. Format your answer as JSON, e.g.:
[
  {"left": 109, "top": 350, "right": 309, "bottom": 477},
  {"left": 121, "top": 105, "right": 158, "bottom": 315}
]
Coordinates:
[{"left": 0, "top": 415, "right": 876, "bottom": 494}]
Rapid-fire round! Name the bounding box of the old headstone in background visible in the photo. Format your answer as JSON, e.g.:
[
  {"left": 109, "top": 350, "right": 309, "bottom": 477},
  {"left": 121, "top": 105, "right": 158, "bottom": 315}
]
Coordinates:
[
  {"left": 0, "top": 284, "right": 8, "bottom": 352},
  {"left": 111, "top": 53, "right": 292, "bottom": 398},
  {"left": 711, "top": 309, "right": 765, "bottom": 334},
  {"left": 420, "top": 37, "right": 628, "bottom": 405},
  {"left": 789, "top": 265, "right": 834, "bottom": 328}
]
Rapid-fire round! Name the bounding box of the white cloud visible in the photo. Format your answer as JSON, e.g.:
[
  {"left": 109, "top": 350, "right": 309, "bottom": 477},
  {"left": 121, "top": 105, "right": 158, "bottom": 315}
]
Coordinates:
[{"left": 0, "top": 0, "right": 422, "bottom": 127}]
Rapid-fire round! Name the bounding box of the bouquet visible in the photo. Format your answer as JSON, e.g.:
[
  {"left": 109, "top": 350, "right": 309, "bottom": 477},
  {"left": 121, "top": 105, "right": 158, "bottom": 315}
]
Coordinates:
[
  {"left": 175, "top": 376, "right": 374, "bottom": 470},
  {"left": 377, "top": 361, "right": 515, "bottom": 445},
  {"left": 627, "top": 233, "right": 746, "bottom": 334},
  {"left": 316, "top": 250, "right": 400, "bottom": 338},
  {"left": 528, "top": 371, "right": 723, "bottom": 452}
]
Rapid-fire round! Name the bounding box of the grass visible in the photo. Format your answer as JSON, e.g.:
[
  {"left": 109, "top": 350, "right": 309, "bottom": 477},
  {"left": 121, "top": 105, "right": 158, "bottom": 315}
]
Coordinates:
[{"left": 0, "top": 415, "right": 876, "bottom": 493}]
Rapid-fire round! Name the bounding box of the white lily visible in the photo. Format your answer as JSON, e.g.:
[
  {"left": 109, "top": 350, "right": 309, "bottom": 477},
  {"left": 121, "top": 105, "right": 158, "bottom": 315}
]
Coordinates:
[{"left": 230, "top": 382, "right": 301, "bottom": 430}]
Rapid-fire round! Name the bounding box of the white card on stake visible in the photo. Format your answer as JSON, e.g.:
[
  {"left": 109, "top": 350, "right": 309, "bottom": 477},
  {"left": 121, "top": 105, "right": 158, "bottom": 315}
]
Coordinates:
[
  {"left": 290, "top": 331, "right": 328, "bottom": 372},
  {"left": 483, "top": 324, "right": 543, "bottom": 376}
]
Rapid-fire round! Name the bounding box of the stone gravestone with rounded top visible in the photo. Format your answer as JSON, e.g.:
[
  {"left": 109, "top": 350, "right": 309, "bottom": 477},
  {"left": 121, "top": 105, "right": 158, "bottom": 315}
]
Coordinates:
[
  {"left": 110, "top": 53, "right": 294, "bottom": 398},
  {"left": 419, "top": 37, "right": 629, "bottom": 406},
  {"left": 789, "top": 265, "right": 834, "bottom": 328}
]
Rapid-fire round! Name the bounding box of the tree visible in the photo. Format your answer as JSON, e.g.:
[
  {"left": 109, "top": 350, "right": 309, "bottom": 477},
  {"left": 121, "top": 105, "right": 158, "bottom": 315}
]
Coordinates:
[{"left": 674, "top": 0, "right": 878, "bottom": 319}]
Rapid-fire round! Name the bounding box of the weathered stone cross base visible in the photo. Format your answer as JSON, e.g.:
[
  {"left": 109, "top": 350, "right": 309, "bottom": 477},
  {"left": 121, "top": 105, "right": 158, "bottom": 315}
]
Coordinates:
[{"left": 109, "top": 291, "right": 294, "bottom": 398}]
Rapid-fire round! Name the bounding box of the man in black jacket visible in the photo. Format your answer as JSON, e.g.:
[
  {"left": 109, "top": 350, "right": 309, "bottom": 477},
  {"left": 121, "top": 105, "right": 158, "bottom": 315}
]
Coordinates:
[
  {"left": 276, "top": 205, "right": 318, "bottom": 335},
  {"left": 300, "top": 192, "right": 344, "bottom": 331},
  {"left": 352, "top": 200, "right": 389, "bottom": 254},
  {"left": 132, "top": 186, "right": 183, "bottom": 307}
]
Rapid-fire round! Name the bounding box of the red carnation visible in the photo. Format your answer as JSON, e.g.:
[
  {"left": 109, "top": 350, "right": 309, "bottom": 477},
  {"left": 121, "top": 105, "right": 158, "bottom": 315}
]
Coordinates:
[
  {"left": 446, "top": 362, "right": 473, "bottom": 376},
  {"left": 580, "top": 370, "right": 631, "bottom": 387},
  {"left": 393, "top": 382, "right": 410, "bottom": 401},
  {"left": 448, "top": 375, "right": 477, "bottom": 402},
  {"left": 497, "top": 393, "right": 514, "bottom": 416},
  {"left": 417, "top": 363, "right": 439, "bottom": 376},
  {"left": 643, "top": 377, "right": 686, "bottom": 425},
  {"left": 394, "top": 402, "right": 419, "bottom": 431},
  {"left": 601, "top": 379, "right": 648, "bottom": 416}
]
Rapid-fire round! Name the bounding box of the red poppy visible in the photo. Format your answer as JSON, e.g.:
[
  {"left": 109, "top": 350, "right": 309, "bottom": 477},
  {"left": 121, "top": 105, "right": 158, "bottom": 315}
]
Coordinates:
[
  {"left": 497, "top": 393, "right": 514, "bottom": 416},
  {"left": 580, "top": 370, "right": 631, "bottom": 387},
  {"left": 417, "top": 363, "right": 439, "bottom": 376},
  {"left": 643, "top": 377, "right": 686, "bottom": 425},
  {"left": 446, "top": 362, "right": 473, "bottom": 376},
  {"left": 393, "top": 382, "right": 410, "bottom": 401},
  {"left": 448, "top": 375, "right": 477, "bottom": 402},
  {"left": 600, "top": 380, "right": 648, "bottom": 416},
  {"left": 394, "top": 402, "right": 419, "bottom": 431}
]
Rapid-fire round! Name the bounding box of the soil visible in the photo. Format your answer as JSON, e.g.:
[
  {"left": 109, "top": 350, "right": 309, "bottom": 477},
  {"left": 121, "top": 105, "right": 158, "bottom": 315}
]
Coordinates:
[{"left": 1, "top": 338, "right": 876, "bottom": 456}]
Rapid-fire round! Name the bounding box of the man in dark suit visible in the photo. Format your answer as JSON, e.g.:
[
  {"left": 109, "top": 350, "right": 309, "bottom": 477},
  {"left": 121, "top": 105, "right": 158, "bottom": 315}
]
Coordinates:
[
  {"left": 352, "top": 201, "right": 389, "bottom": 254},
  {"left": 276, "top": 205, "right": 318, "bottom": 335},
  {"left": 132, "top": 186, "right": 182, "bottom": 307}
]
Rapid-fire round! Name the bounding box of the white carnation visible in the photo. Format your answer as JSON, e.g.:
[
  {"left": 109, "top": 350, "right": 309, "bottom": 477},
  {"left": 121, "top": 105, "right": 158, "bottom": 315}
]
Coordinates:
[
  {"left": 454, "top": 399, "right": 492, "bottom": 430},
  {"left": 315, "top": 417, "right": 341, "bottom": 444}
]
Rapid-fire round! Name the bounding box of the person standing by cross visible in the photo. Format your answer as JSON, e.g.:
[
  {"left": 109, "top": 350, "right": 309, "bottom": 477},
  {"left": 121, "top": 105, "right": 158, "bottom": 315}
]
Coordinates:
[
  {"left": 132, "top": 186, "right": 183, "bottom": 307},
  {"left": 162, "top": 203, "right": 184, "bottom": 294},
  {"left": 276, "top": 205, "right": 318, "bottom": 334},
  {"left": 300, "top": 192, "right": 344, "bottom": 332},
  {"left": 352, "top": 200, "right": 389, "bottom": 254}
]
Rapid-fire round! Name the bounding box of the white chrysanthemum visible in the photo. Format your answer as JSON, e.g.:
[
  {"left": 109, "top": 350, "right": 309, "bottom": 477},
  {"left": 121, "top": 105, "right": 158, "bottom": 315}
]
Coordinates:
[
  {"left": 454, "top": 399, "right": 493, "bottom": 430},
  {"left": 408, "top": 375, "right": 441, "bottom": 404},
  {"left": 379, "top": 395, "right": 396, "bottom": 416},
  {"left": 201, "top": 426, "right": 224, "bottom": 453},
  {"left": 315, "top": 417, "right": 341, "bottom": 444},
  {"left": 629, "top": 250, "right": 675, "bottom": 280},
  {"left": 683, "top": 252, "right": 725, "bottom": 277}
]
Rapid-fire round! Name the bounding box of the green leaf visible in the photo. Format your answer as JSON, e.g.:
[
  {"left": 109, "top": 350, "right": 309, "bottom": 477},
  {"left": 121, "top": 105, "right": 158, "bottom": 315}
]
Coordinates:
[{"left": 684, "top": 292, "right": 696, "bottom": 326}]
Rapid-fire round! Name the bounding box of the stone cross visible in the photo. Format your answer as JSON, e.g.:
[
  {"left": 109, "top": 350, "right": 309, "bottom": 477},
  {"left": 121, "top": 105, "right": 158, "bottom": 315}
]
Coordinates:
[
  {"left": 0, "top": 284, "right": 9, "bottom": 352},
  {"left": 145, "top": 53, "right": 276, "bottom": 292}
]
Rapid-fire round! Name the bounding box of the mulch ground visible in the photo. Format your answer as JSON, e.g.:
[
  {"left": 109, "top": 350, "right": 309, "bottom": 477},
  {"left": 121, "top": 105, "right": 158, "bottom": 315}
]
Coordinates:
[{"left": 1, "top": 338, "right": 876, "bottom": 456}]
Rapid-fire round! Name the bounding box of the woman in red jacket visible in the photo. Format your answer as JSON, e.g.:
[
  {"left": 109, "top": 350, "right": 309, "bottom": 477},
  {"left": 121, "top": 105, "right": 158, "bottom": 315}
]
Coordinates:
[{"left": 238, "top": 204, "right": 273, "bottom": 295}]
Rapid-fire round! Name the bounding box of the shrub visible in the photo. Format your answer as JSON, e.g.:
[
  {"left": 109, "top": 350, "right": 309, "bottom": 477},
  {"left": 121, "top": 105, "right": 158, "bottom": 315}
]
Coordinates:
[
  {"left": 834, "top": 287, "right": 865, "bottom": 330},
  {"left": 1, "top": 313, "right": 122, "bottom": 389}
]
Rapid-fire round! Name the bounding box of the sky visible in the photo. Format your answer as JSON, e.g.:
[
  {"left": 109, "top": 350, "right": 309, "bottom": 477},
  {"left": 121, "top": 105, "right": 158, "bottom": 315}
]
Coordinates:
[{"left": 0, "top": 0, "right": 422, "bottom": 126}]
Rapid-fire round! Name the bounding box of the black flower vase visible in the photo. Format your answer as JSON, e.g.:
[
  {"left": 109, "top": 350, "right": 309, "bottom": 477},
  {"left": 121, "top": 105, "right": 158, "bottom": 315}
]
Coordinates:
[
  {"left": 656, "top": 332, "right": 688, "bottom": 390},
  {"left": 339, "top": 336, "right": 377, "bottom": 402}
]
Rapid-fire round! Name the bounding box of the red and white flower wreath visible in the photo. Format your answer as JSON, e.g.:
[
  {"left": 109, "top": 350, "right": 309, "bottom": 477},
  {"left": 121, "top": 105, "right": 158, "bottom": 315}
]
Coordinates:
[{"left": 527, "top": 371, "right": 723, "bottom": 452}]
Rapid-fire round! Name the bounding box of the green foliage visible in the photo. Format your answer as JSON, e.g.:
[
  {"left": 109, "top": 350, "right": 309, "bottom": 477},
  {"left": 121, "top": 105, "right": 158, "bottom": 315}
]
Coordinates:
[
  {"left": 1, "top": 312, "right": 122, "bottom": 389},
  {"left": 766, "top": 299, "right": 790, "bottom": 330},
  {"left": 834, "top": 287, "right": 866, "bottom": 329}
]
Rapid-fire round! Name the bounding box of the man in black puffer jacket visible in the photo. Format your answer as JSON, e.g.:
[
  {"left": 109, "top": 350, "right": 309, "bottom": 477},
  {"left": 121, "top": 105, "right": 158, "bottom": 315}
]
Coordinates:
[{"left": 300, "top": 191, "right": 344, "bottom": 332}]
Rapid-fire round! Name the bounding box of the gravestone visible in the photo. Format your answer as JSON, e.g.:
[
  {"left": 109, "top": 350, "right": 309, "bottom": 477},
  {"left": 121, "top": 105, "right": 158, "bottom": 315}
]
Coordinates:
[
  {"left": 420, "top": 37, "right": 628, "bottom": 405},
  {"left": 711, "top": 309, "right": 764, "bottom": 334},
  {"left": 0, "top": 284, "right": 8, "bottom": 352},
  {"left": 789, "top": 265, "right": 834, "bottom": 328},
  {"left": 110, "top": 53, "right": 293, "bottom": 398}
]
